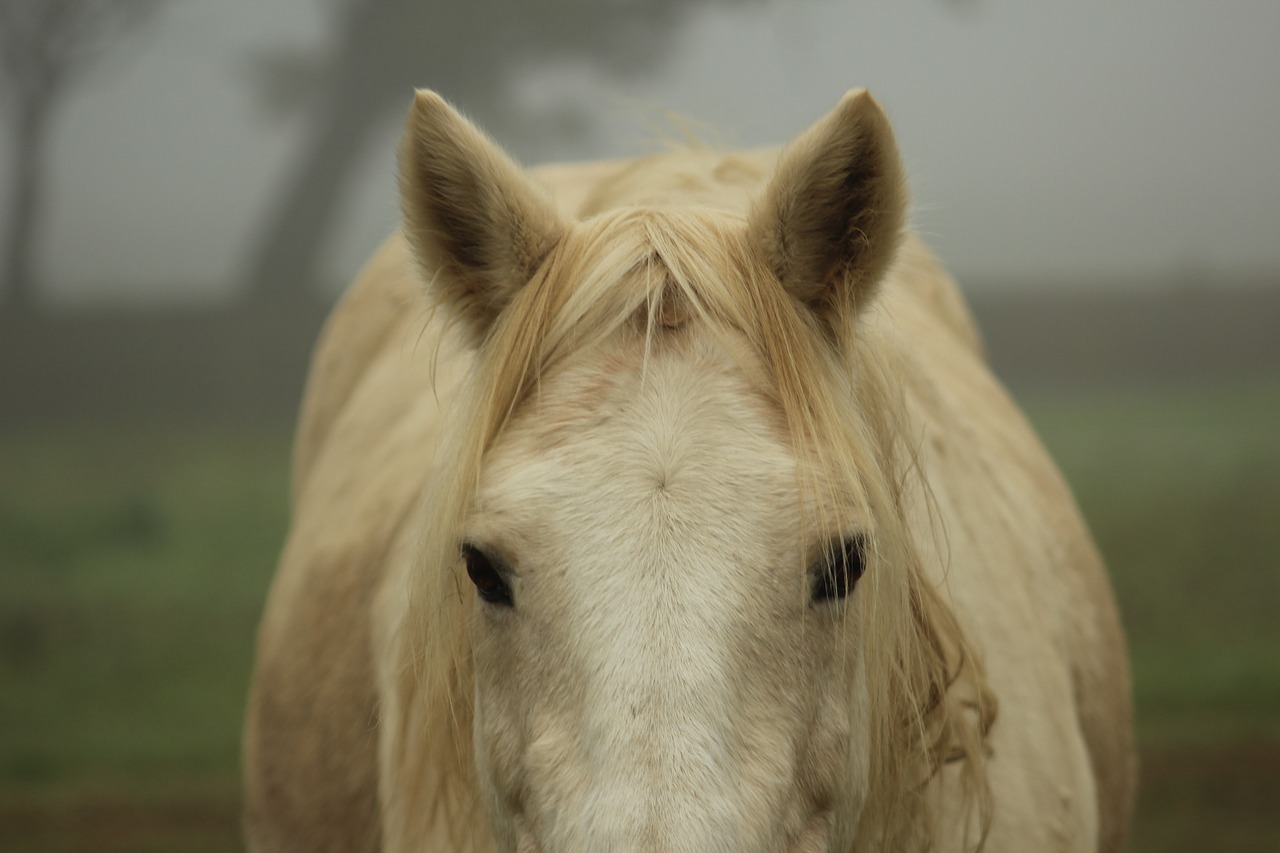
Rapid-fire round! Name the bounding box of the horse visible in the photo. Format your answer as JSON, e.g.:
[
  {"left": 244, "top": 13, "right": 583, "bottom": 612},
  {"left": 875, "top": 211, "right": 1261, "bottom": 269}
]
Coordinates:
[{"left": 243, "top": 89, "right": 1135, "bottom": 853}]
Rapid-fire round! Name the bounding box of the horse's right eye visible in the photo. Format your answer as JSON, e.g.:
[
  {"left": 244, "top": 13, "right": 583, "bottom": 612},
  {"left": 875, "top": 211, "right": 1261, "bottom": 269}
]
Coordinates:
[{"left": 462, "top": 544, "right": 513, "bottom": 607}]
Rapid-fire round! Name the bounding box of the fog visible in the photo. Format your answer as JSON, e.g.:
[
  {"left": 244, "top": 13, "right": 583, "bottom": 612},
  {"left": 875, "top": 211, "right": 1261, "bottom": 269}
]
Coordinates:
[{"left": 1, "top": 0, "right": 1278, "bottom": 306}]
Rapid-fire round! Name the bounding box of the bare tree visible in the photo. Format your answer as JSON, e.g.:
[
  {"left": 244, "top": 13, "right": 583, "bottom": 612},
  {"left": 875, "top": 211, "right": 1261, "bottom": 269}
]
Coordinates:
[
  {"left": 238, "top": 0, "right": 759, "bottom": 307},
  {"left": 0, "top": 0, "right": 160, "bottom": 311}
]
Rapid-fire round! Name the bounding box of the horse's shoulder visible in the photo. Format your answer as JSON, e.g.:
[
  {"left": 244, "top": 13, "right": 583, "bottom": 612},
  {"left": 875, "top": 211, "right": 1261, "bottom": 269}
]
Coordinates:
[{"left": 247, "top": 233, "right": 441, "bottom": 848}]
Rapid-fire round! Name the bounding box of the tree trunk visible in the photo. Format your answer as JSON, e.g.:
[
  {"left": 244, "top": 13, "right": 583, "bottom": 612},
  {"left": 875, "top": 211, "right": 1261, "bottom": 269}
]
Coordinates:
[
  {"left": 2, "top": 99, "right": 49, "bottom": 312},
  {"left": 239, "top": 88, "right": 384, "bottom": 308}
]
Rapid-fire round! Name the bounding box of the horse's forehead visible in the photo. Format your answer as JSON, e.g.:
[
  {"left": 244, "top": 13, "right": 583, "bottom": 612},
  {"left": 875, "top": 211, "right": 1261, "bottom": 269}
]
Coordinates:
[
  {"left": 526, "top": 329, "right": 784, "bottom": 449},
  {"left": 475, "top": 330, "right": 797, "bottom": 534},
  {"left": 517, "top": 347, "right": 643, "bottom": 452}
]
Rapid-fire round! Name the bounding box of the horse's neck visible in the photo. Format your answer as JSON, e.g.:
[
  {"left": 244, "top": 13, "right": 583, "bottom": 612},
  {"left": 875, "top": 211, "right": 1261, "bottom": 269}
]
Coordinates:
[
  {"left": 530, "top": 148, "right": 780, "bottom": 218},
  {"left": 529, "top": 158, "right": 632, "bottom": 217}
]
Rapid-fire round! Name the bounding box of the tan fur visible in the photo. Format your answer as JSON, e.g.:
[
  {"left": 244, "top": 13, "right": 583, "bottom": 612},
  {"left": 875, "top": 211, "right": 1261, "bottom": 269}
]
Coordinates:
[{"left": 245, "top": 90, "right": 1134, "bottom": 852}]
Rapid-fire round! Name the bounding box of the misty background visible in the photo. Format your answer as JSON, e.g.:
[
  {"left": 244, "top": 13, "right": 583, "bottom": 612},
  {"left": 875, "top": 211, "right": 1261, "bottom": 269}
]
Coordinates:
[
  {"left": 2, "top": 0, "right": 1279, "bottom": 308},
  {"left": 1, "top": 2, "right": 1278, "bottom": 851}
]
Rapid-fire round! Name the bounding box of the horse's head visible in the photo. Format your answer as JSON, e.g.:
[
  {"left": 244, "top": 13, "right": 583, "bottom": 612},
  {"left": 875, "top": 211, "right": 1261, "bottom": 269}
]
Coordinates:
[{"left": 385, "top": 91, "right": 991, "bottom": 853}]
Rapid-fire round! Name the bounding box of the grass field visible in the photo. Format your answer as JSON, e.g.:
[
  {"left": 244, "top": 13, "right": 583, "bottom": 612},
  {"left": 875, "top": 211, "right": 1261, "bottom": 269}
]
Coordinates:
[
  {"left": 2, "top": 379, "right": 1278, "bottom": 851},
  {"left": 1024, "top": 380, "right": 1280, "bottom": 852}
]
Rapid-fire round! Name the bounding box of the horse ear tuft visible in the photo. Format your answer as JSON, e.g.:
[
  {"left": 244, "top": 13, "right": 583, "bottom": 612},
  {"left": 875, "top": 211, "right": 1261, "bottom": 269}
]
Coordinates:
[
  {"left": 398, "top": 90, "right": 566, "bottom": 342},
  {"left": 749, "top": 89, "right": 907, "bottom": 331}
]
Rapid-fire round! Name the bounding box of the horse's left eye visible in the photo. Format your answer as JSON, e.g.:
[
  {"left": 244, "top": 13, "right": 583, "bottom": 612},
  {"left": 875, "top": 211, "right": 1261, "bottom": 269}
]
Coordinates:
[
  {"left": 810, "top": 534, "right": 867, "bottom": 604},
  {"left": 462, "top": 543, "right": 513, "bottom": 607}
]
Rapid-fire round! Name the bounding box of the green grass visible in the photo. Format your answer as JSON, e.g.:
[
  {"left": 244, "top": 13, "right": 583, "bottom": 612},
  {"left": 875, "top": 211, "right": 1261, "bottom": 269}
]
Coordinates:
[
  {"left": 1023, "top": 380, "right": 1280, "bottom": 853},
  {"left": 0, "top": 423, "right": 290, "bottom": 820},
  {"left": 1024, "top": 380, "right": 1280, "bottom": 748},
  {"left": 1, "top": 379, "right": 1278, "bottom": 851}
]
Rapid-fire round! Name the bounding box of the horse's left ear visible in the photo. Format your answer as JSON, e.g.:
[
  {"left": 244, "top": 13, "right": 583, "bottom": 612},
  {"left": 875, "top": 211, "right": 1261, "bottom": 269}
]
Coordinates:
[
  {"left": 748, "top": 89, "right": 907, "bottom": 328},
  {"left": 399, "top": 90, "right": 567, "bottom": 341}
]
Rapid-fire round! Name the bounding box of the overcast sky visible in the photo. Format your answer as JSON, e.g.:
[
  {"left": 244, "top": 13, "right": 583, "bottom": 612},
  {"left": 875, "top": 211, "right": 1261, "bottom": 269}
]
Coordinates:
[{"left": 3, "top": 0, "right": 1278, "bottom": 305}]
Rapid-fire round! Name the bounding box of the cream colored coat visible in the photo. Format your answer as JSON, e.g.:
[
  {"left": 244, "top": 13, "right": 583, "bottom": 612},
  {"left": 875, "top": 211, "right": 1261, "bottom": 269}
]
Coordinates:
[{"left": 244, "top": 91, "right": 1135, "bottom": 853}]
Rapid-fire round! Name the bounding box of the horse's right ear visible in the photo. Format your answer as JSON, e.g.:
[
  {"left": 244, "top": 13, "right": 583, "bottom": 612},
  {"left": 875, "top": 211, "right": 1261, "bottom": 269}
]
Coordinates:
[{"left": 399, "top": 91, "right": 567, "bottom": 341}]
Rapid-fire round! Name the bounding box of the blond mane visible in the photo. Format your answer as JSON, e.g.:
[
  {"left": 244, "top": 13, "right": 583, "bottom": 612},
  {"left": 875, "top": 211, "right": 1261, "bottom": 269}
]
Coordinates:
[{"left": 376, "top": 197, "right": 996, "bottom": 851}]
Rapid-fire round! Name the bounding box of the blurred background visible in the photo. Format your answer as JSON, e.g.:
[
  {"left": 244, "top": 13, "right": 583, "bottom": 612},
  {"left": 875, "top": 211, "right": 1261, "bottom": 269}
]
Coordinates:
[{"left": 1, "top": 0, "right": 1277, "bottom": 850}]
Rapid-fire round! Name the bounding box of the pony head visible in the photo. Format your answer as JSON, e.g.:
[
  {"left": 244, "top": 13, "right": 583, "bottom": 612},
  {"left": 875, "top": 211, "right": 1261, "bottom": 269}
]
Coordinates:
[{"left": 379, "top": 90, "right": 994, "bottom": 853}]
